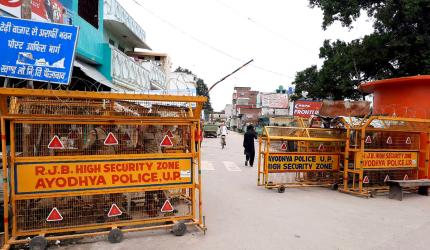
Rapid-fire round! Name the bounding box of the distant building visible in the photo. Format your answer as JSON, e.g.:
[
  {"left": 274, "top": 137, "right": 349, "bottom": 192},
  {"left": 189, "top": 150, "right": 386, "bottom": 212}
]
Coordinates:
[
  {"left": 230, "top": 87, "right": 260, "bottom": 131},
  {"left": 211, "top": 111, "right": 226, "bottom": 122},
  {"left": 224, "top": 104, "right": 233, "bottom": 119}
]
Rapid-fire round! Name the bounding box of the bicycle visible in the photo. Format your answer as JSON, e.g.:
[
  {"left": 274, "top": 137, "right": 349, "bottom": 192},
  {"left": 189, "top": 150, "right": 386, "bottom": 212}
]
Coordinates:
[{"left": 220, "top": 135, "right": 226, "bottom": 149}]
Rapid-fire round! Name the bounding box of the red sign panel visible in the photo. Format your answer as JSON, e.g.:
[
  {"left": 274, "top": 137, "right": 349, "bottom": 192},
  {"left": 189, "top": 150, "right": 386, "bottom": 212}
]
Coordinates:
[
  {"left": 293, "top": 100, "right": 323, "bottom": 118},
  {"left": 104, "top": 132, "right": 119, "bottom": 145},
  {"left": 161, "top": 200, "right": 174, "bottom": 212},
  {"left": 107, "top": 204, "right": 123, "bottom": 217},
  {"left": 46, "top": 207, "right": 63, "bottom": 222}
]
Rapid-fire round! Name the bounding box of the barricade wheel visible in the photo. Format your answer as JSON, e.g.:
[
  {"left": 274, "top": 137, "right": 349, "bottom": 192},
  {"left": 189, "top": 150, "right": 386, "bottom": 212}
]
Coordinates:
[
  {"left": 29, "top": 236, "right": 48, "bottom": 250},
  {"left": 278, "top": 186, "right": 285, "bottom": 193},
  {"left": 267, "top": 181, "right": 274, "bottom": 189},
  {"left": 172, "top": 222, "right": 187, "bottom": 236},
  {"left": 331, "top": 184, "right": 339, "bottom": 190},
  {"left": 108, "top": 228, "right": 124, "bottom": 243}
]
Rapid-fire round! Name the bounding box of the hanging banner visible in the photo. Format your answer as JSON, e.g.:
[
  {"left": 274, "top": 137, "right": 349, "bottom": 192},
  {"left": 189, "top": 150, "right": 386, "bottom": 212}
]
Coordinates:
[
  {"left": 15, "top": 157, "right": 193, "bottom": 194},
  {"left": 0, "top": 0, "right": 73, "bottom": 24},
  {"left": 0, "top": 16, "right": 78, "bottom": 84},
  {"left": 357, "top": 151, "right": 418, "bottom": 169},
  {"left": 31, "top": 0, "right": 73, "bottom": 24}
]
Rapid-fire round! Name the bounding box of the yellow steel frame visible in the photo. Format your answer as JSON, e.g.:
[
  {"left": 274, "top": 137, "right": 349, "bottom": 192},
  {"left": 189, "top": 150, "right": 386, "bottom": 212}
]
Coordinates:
[
  {"left": 0, "top": 88, "right": 207, "bottom": 249},
  {"left": 340, "top": 116, "right": 430, "bottom": 197},
  {"left": 257, "top": 126, "right": 346, "bottom": 190}
]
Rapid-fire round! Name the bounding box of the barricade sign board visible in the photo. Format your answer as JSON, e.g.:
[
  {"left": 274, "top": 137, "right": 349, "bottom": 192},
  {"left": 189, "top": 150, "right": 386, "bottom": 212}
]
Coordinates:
[
  {"left": 357, "top": 151, "right": 418, "bottom": 169},
  {"left": 267, "top": 153, "right": 340, "bottom": 172},
  {"left": 0, "top": 16, "right": 79, "bottom": 84},
  {"left": 15, "top": 157, "right": 193, "bottom": 194}
]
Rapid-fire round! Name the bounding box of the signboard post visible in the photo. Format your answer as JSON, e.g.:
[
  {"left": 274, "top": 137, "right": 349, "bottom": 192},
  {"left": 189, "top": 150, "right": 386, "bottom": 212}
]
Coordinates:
[{"left": 0, "top": 16, "right": 78, "bottom": 84}]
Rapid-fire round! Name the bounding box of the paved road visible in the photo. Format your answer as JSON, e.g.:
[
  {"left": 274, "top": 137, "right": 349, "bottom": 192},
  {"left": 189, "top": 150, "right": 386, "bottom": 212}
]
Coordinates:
[{"left": 62, "top": 131, "right": 430, "bottom": 250}]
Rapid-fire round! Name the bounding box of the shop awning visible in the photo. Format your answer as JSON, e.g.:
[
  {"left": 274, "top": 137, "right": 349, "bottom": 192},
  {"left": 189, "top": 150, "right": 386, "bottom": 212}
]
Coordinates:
[{"left": 73, "top": 60, "right": 118, "bottom": 90}]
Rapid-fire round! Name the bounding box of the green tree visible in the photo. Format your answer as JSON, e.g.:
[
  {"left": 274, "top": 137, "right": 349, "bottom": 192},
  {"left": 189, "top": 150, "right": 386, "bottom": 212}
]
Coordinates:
[
  {"left": 174, "top": 67, "right": 213, "bottom": 112},
  {"left": 293, "top": 0, "right": 430, "bottom": 100}
]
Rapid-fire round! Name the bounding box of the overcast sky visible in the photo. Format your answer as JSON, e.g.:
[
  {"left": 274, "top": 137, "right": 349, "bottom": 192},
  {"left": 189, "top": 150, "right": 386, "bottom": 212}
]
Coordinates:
[{"left": 121, "top": 0, "right": 374, "bottom": 111}]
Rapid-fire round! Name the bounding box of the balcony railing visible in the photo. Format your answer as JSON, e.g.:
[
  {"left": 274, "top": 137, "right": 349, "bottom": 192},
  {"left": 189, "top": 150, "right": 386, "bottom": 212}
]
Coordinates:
[
  {"left": 110, "top": 47, "right": 168, "bottom": 91},
  {"left": 104, "top": 0, "right": 147, "bottom": 45}
]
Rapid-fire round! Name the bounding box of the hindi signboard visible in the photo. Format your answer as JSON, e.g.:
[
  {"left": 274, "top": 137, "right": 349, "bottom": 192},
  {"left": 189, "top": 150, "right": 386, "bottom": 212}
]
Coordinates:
[
  {"left": 0, "top": 16, "right": 78, "bottom": 84},
  {"left": 261, "top": 93, "right": 289, "bottom": 108}
]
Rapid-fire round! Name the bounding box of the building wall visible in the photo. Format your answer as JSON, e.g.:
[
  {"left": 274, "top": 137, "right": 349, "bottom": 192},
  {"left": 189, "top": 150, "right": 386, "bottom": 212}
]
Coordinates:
[
  {"left": 103, "top": 29, "right": 134, "bottom": 53},
  {"left": 74, "top": 0, "right": 107, "bottom": 65},
  {"left": 224, "top": 104, "right": 233, "bottom": 118}
]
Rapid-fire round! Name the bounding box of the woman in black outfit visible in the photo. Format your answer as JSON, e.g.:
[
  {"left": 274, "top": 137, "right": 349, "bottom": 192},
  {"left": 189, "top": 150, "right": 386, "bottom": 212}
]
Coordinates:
[{"left": 243, "top": 125, "right": 257, "bottom": 167}]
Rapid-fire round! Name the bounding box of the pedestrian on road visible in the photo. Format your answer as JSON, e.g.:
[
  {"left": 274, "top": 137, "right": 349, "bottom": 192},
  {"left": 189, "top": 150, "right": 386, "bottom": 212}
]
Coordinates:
[
  {"left": 218, "top": 122, "right": 228, "bottom": 149},
  {"left": 243, "top": 124, "right": 257, "bottom": 167},
  {"left": 195, "top": 123, "right": 203, "bottom": 152}
]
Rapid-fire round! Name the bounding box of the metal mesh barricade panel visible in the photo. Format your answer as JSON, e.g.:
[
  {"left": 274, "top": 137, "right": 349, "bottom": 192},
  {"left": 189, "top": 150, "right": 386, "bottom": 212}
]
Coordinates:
[
  {"left": 259, "top": 126, "right": 345, "bottom": 189},
  {"left": 14, "top": 123, "right": 191, "bottom": 157},
  {"left": 9, "top": 96, "right": 195, "bottom": 118},
  {"left": 265, "top": 127, "right": 345, "bottom": 139},
  {"left": 16, "top": 188, "right": 193, "bottom": 232}
]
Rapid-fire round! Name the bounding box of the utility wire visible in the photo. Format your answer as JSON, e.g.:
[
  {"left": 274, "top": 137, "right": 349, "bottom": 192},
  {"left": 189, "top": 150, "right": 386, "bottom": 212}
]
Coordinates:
[
  {"left": 213, "top": 0, "right": 315, "bottom": 55},
  {"left": 131, "top": 0, "right": 294, "bottom": 79}
]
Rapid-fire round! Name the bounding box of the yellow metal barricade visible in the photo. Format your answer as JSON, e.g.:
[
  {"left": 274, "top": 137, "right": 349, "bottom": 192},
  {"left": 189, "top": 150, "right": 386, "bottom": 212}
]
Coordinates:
[
  {"left": 340, "top": 116, "right": 430, "bottom": 197},
  {"left": 0, "top": 88, "right": 207, "bottom": 249},
  {"left": 258, "top": 126, "right": 346, "bottom": 192}
]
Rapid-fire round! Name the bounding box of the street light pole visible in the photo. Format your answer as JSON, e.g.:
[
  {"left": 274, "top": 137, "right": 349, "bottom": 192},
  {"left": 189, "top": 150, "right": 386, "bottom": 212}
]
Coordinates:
[{"left": 208, "top": 59, "right": 254, "bottom": 92}]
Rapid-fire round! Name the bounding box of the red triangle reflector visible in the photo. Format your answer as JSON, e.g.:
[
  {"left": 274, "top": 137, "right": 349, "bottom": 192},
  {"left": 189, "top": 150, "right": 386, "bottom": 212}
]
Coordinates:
[
  {"left": 403, "top": 174, "right": 408, "bottom": 181},
  {"left": 384, "top": 175, "right": 390, "bottom": 182},
  {"left": 161, "top": 200, "right": 174, "bottom": 212},
  {"left": 47, "top": 207, "right": 63, "bottom": 222},
  {"left": 405, "top": 137, "right": 411, "bottom": 144},
  {"left": 48, "top": 135, "right": 64, "bottom": 149},
  {"left": 318, "top": 144, "right": 325, "bottom": 151},
  {"left": 363, "top": 176, "right": 369, "bottom": 184},
  {"left": 365, "top": 136, "right": 372, "bottom": 144},
  {"left": 166, "top": 130, "right": 174, "bottom": 138},
  {"left": 160, "top": 135, "right": 174, "bottom": 147},
  {"left": 104, "top": 132, "right": 118, "bottom": 145},
  {"left": 386, "top": 136, "right": 393, "bottom": 144},
  {"left": 280, "top": 143, "right": 287, "bottom": 150},
  {"left": 107, "top": 204, "right": 123, "bottom": 217}
]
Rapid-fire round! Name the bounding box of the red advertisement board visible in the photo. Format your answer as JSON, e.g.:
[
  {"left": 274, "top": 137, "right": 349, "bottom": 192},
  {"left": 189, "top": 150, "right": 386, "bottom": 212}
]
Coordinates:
[
  {"left": 0, "top": 0, "right": 21, "bottom": 17},
  {"left": 0, "top": 0, "right": 72, "bottom": 24},
  {"left": 293, "top": 100, "right": 322, "bottom": 118}
]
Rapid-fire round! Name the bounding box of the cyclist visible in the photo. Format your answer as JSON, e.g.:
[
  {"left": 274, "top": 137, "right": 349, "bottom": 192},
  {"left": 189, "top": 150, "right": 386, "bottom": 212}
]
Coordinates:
[{"left": 218, "top": 122, "right": 228, "bottom": 149}]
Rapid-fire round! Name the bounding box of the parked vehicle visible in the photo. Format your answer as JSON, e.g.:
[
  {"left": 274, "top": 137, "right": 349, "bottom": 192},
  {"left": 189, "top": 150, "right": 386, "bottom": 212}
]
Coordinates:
[{"left": 203, "top": 124, "right": 219, "bottom": 138}]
